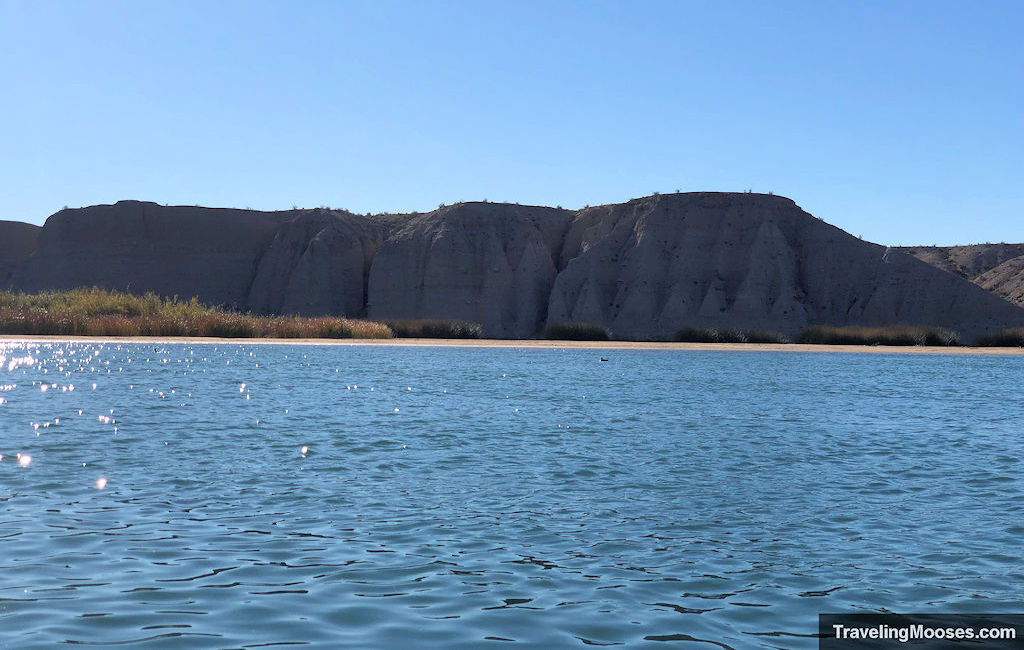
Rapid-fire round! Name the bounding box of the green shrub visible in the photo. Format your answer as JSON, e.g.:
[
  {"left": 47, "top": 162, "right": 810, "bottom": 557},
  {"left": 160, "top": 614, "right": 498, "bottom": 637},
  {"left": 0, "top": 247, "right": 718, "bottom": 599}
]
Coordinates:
[{"left": 540, "top": 322, "right": 611, "bottom": 341}]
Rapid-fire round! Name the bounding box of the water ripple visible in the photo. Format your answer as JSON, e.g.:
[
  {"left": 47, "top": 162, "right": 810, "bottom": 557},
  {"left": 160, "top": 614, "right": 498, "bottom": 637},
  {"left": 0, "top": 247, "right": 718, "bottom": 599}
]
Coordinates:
[{"left": 1, "top": 342, "right": 1022, "bottom": 647}]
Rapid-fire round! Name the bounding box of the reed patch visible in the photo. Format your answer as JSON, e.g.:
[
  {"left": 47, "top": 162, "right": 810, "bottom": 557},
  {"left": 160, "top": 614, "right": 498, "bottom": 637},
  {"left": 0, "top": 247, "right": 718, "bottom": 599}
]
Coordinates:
[
  {"left": 974, "top": 328, "right": 1024, "bottom": 347},
  {"left": 540, "top": 322, "right": 612, "bottom": 341},
  {"left": 0, "top": 288, "right": 393, "bottom": 339},
  {"left": 795, "top": 325, "right": 960, "bottom": 346},
  {"left": 381, "top": 319, "right": 482, "bottom": 339},
  {"left": 673, "top": 327, "right": 788, "bottom": 344}
]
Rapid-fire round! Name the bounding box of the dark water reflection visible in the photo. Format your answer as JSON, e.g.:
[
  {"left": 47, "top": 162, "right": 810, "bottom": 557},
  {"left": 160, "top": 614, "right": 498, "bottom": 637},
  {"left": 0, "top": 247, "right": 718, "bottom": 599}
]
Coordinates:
[{"left": 1, "top": 342, "right": 1022, "bottom": 648}]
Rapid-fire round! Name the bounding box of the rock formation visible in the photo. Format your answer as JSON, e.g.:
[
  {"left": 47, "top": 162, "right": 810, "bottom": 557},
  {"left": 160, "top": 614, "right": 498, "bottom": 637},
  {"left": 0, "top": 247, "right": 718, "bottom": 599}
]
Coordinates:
[
  {"left": 0, "top": 220, "right": 40, "bottom": 288},
  {"left": 12, "top": 201, "right": 288, "bottom": 308},
  {"left": 973, "top": 257, "right": 1024, "bottom": 309},
  {"left": 546, "top": 193, "right": 1024, "bottom": 340},
  {"left": 2, "top": 193, "right": 1023, "bottom": 340},
  {"left": 248, "top": 209, "right": 388, "bottom": 317},
  {"left": 367, "top": 203, "right": 571, "bottom": 338},
  {"left": 900, "top": 244, "right": 1024, "bottom": 309}
]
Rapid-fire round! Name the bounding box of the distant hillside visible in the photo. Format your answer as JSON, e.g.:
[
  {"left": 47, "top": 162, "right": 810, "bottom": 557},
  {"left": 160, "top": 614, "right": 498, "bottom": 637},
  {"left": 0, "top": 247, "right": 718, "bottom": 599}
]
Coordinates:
[
  {"left": 899, "top": 244, "right": 1024, "bottom": 308},
  {"left": 2, "top": 194, "right": 1022, "bottom": 340}
]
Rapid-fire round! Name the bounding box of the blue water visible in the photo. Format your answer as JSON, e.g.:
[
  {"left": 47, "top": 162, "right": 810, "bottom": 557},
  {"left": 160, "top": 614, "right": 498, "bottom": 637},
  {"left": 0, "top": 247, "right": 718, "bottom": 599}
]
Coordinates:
[{"left": 1, "top": 342, "right": 1022, "bottom": 648}]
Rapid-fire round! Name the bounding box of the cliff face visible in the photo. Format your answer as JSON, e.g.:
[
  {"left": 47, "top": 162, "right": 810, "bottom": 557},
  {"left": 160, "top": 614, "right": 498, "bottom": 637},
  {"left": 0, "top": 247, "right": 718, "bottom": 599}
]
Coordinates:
[
  {"left": 0, "top": 220, "right": 40, "bottom": 288},
  {"left": 900, "top": 244, "right": 1024, "bottom": 309},
  {"left": 548, "top": 194, "right": 809, "bottom": 338},
  {"left": 248, "top": 209, "right": 387, "bottom": 317},
  {"left": 547, "top": 193, "right": 1024, "bottom": 340},
  {"left": 14, "top": 201, "right": 288, "bottom": 308},
  {"left": 3, "top": 194, "right": 1023, "bottom": 340},
  {"left": 367, "top": 203, "right": 571, "bottom": 338}
]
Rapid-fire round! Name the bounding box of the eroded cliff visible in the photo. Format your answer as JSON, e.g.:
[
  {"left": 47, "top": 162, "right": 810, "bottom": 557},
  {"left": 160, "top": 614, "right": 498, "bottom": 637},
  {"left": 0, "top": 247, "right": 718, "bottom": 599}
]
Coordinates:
[
  {"left": 13, "top": 201, "right": 288, "bottom": 308},
  {"left": 248, "top": 209, "right": 388, "bottom": 317},
  {"left": 367, "top": 203, "right": 571, "bottom": 338},
  {"left": 3, "top": 194, "right": 1023, "bottom": 340},
  {"left": 547, "top": 193, "right": 1024, "bottom": 340}
]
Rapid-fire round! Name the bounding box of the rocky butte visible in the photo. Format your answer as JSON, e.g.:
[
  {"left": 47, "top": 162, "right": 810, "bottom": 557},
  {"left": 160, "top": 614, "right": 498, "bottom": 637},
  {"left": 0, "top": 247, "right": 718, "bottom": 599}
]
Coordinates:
[{"left": 2, "top": 192, "right": 1023, "bottom": 341}]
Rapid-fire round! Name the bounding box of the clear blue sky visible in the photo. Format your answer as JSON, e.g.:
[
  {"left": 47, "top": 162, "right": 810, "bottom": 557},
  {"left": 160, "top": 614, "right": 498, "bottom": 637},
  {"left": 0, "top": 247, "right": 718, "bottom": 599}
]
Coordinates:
[{"left": 2, "top": 0, "right": 1021, "bottom": 245}]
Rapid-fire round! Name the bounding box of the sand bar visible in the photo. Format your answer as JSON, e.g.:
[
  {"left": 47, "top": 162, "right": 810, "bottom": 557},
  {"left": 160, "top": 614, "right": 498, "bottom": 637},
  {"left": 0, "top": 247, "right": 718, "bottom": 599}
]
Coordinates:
[{"left": 1, "top": 335, "right": 1023, "bottom": 355}]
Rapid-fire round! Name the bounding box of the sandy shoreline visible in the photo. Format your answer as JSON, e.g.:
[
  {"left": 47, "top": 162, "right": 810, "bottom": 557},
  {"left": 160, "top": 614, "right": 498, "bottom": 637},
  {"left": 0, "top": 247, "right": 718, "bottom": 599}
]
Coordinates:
[{"left": 1, "top": 334, "right": 1022, "bottom": 355}]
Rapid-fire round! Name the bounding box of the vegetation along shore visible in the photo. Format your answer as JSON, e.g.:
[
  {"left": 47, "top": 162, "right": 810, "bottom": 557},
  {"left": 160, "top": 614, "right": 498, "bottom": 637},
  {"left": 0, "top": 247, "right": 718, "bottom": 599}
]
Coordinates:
[{"left": 1, "top": 289, "right": 1021, "bottom": 349}]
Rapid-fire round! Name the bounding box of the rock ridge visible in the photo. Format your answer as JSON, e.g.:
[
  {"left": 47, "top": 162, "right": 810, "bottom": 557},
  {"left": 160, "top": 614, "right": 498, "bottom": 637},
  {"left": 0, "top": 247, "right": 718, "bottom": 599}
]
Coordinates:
[
  {"left": 2, "top": 194, "right": 1023, "bottom": 341},
  {"left": 899, "top": 243, "right": 1024, "bottom": 309}
]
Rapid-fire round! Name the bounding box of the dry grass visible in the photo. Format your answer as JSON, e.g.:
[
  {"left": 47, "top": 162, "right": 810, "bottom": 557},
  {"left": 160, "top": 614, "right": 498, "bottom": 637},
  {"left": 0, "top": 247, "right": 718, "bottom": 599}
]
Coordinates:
[
  {"left": 974, "top": 328, "right": 1024, "bottom": 347},
  {"left": 0, "top": 288, "right": 393, "bottom": 339},
  {"left": 673, "top": 327, "right": 788, "bottom": 344},
  {"left": 540, "top": 322, "right": 611, "bottom": 341},
  {"left": 382, "top": 319, "right": 482, "bottom": 339},
  {"left": 795, "top": 325, "right": 960, "bottom": 346}
]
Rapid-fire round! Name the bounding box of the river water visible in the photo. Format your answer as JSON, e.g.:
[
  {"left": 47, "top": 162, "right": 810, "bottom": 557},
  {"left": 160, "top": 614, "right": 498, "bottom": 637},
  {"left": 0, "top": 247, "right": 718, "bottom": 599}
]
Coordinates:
[{"left": 1, "top": 342, "right": 1021, "bottom": 648}]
